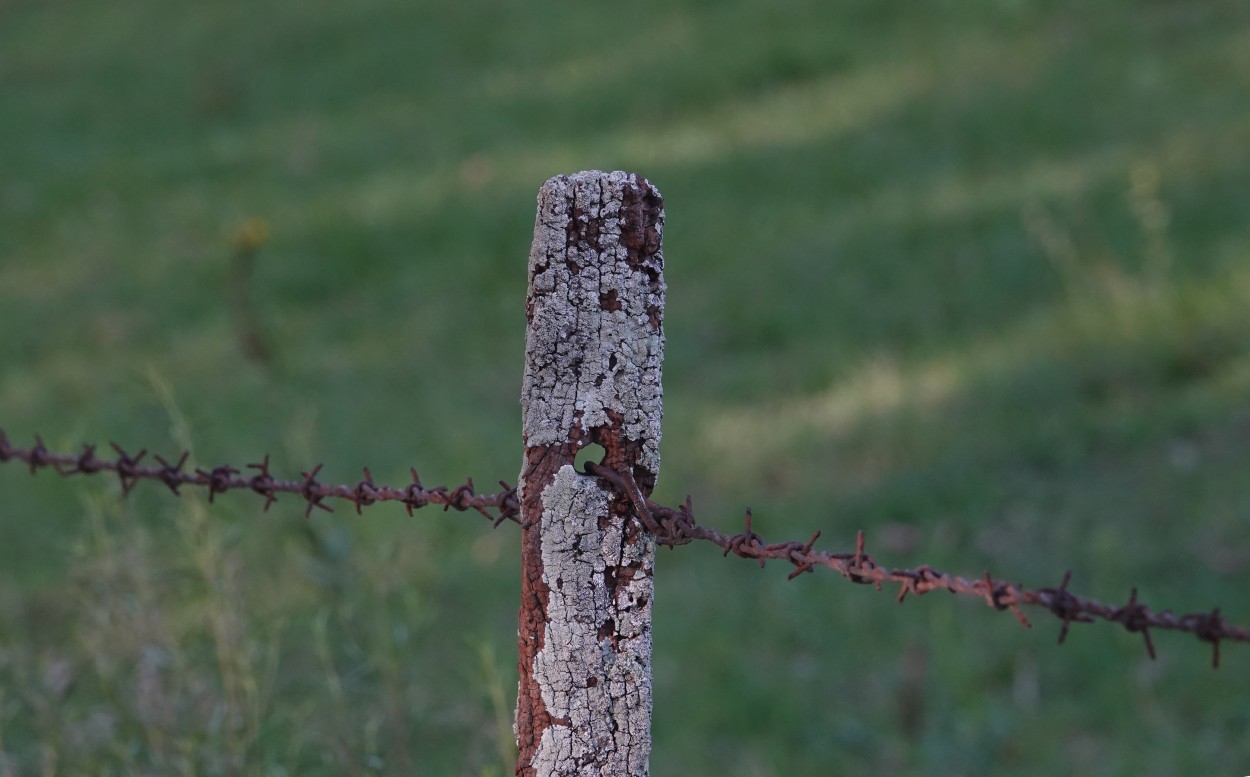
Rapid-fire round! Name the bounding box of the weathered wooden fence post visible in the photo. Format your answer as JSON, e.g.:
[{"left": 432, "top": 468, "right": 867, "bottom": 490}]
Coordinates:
[{"left": 515, "top": 171, "right": 665, "bottom": 776}]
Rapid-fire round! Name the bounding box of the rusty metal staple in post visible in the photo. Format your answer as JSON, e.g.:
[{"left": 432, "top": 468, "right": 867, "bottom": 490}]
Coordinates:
[{"left": 514, "top": 171, "right": 665, "bottom": 777}]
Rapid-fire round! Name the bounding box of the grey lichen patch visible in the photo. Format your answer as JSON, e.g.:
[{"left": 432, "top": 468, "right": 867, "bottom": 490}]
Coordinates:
[
  {"left": 521, "top": 171, "right": 665, "bottom": 474},
  {"left": 532, "top": 465, "right": 653, "bottom": 776}
]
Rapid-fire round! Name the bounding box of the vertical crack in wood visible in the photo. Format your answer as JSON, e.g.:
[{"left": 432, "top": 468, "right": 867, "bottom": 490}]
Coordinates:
[{"left": 516, "top": 171, "right": 664, "bottom": 777}]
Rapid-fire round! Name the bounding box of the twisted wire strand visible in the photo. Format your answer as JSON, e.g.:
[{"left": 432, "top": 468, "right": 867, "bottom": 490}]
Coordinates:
[
  {"left": 2, "top": 429, "right": 1244, "bottom": 666},
  {"left": 0, "top": 428, "right": 519, "bottom": 525},
  {"left": 583, "top": 461, "right": 1247, "bottom": 667}
]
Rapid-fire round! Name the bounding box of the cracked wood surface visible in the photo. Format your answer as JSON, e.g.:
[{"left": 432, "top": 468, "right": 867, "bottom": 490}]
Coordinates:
[{"left": 515, "top": 171, "right": 664, "bottom": 777}]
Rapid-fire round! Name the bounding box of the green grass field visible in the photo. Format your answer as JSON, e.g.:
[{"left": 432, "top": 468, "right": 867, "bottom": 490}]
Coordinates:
[{"left": 3, "top": 1, "right": 1249, "bottom": 774}]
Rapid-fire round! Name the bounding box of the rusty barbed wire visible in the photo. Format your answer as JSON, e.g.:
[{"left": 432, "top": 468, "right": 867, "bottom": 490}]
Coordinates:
[
  {"left": 0, "top": 428, "right": 519, "bottom": 526},
  {"left": 2, "top": 429, "right": 1244, "bottom": 666},
  {"left": 583, "top": 461, "right": 1249, "bottom": 667}
]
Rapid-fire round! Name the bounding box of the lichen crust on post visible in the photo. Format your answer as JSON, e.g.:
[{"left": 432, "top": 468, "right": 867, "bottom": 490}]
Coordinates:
[
  {"left": 531, "top": 465, "right": 653, "bottom": 776},
  {"left": 520, "top": 169, "right": 665, "bottom": 475},
  {"left": 515, "top": 170, "right": 664, "bottom": 777}
]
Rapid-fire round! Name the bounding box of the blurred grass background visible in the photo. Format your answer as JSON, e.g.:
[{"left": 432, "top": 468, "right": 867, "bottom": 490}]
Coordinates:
[{"left": 2, "top": 0, "right": 1249, "bottom": 774}]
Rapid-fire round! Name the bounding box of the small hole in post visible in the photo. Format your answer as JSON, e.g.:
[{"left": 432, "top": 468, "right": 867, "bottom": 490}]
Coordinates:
[{"left": 575, "top": 443, "right": 607, "bottom": 473}]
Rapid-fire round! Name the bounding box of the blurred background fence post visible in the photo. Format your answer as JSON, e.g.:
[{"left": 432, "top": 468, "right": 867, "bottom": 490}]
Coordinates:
[{"left": 515, "top": 171, "right": 666, "bottom": 776}]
